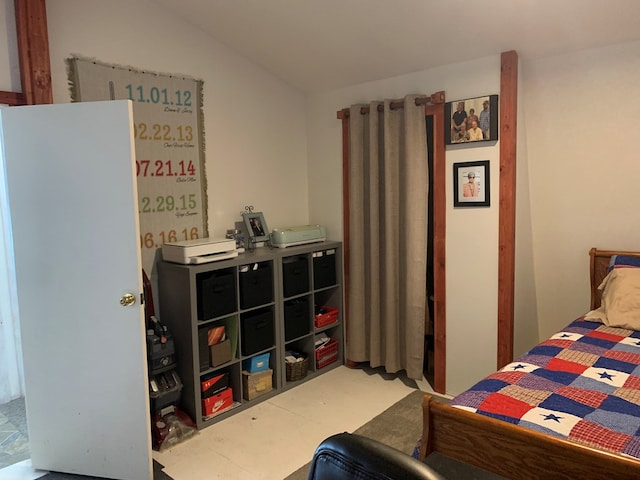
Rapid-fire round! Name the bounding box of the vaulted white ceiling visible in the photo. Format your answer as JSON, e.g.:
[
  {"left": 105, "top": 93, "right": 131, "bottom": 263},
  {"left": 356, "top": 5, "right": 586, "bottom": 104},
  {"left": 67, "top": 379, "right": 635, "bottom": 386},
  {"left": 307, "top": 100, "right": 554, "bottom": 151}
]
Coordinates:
[{"left": 150, "top": 0, "right": 640, "bottom": 93}]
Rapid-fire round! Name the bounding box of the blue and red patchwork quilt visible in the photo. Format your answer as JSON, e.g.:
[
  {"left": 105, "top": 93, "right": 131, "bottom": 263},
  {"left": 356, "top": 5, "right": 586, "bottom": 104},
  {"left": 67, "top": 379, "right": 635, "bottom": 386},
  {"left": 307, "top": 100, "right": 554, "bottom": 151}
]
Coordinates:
[{"left": 451, "top": 318, "right": 640, "bottom": 459}]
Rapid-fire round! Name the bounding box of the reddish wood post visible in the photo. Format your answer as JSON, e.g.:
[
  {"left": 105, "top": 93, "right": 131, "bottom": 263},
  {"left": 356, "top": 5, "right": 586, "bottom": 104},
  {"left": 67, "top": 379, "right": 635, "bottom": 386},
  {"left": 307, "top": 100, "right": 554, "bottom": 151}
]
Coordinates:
[
  {"left": 338, "top": 109, "right": 353, "bottom": 366},
  {"left": 426, "top": 91, "right": 446, "bottom": 394},
  {"left": 15, "top": 0, "right": 53, "bottom": 105},
  {"left": 497, "top": 50, "right": 518, "bottom": 369}
]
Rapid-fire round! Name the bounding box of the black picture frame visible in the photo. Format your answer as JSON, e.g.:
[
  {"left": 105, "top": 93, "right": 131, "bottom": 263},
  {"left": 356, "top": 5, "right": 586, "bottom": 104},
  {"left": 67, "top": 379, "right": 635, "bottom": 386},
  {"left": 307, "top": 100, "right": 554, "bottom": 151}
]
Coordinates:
[
  {"left": 445, "top": 95, "right": 498, "bottom": 146},
  {"left": 242, "top": 211, "right": 270, "bottom": 244},
  {"left": 453, "top": 160, "right": 490, "bottom": 208}
]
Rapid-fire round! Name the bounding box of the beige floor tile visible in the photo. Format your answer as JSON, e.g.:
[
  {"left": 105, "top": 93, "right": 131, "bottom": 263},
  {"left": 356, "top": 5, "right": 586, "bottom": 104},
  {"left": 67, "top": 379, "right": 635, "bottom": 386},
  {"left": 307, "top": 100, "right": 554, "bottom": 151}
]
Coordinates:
[
  {"left": 160, "top": 447, "right": 255, "bottom": 480},
  {"left": 155, "top": 365, "right": 421, "bottom": 479}
]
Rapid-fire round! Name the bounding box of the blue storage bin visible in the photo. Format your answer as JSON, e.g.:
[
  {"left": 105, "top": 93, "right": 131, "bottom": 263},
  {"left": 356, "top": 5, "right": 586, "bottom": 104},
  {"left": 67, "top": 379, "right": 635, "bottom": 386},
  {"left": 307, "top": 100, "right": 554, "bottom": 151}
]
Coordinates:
[{"left": 243, "top": 352, "right": 271, "bottom": 373}]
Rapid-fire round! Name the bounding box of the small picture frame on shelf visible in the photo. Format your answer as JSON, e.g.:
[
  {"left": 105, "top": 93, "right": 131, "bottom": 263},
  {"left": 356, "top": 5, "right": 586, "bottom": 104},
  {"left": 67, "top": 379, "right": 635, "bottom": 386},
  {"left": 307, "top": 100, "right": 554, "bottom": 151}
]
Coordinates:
[
  {"left": 242, "top": 211, "right": 270, "bottom": 245},
  {"left": 453, "top": 160, "right": 490, "bottom": 208}
]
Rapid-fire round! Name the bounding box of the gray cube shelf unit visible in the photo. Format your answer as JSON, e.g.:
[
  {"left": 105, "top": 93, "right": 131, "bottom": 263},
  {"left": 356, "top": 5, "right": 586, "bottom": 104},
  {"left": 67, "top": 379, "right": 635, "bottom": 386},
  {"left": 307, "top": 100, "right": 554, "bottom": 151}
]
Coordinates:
[{"left": 157, "top": 241, "right": 344, "bottom": 430}]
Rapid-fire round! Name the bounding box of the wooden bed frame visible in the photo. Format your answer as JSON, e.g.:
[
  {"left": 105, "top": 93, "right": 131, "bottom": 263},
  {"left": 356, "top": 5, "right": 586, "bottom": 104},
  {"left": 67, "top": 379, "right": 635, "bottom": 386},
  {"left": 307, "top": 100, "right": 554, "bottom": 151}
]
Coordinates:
[{"left": 419, "top": 248, "right": 640, "bottom": 479}]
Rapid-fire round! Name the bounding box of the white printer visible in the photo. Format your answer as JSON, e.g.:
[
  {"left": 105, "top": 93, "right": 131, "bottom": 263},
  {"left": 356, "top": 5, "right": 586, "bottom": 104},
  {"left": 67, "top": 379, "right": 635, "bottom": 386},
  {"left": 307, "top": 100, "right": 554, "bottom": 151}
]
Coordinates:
[
  {"left": 270, "top": 225, "right": 326, "bottom": 248},
  {"left": 162, "top": 238, "right": 237, "bottom": 264}
]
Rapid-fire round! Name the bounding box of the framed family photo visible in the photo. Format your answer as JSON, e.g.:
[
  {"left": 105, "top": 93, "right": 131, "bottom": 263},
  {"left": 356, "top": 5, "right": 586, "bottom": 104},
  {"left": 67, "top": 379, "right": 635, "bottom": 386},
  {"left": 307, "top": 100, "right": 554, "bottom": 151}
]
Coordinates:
[
  {"left": 445, "top": 95, "right": 498, "bottom": 146},
  {"left": 453, "top": 160, "right": 490, "bottom": 208},
  {"left": 242, "top": 211, "right": 270, "bottom": 243}
]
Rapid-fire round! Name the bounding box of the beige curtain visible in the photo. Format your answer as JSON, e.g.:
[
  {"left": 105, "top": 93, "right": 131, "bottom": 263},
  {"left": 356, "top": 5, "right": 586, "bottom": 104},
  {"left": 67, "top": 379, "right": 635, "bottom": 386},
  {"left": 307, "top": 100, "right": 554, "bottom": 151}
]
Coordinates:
[{"left": 347, "top": 94, "right": 428, "bottom": 380}]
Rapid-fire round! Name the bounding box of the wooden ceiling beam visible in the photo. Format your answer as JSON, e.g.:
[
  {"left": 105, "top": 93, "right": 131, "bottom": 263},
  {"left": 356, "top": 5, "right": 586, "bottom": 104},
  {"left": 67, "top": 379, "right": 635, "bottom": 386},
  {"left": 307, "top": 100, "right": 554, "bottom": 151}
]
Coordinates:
[{"left": 14, "top": 0, "right": 52, "bottom": 105}]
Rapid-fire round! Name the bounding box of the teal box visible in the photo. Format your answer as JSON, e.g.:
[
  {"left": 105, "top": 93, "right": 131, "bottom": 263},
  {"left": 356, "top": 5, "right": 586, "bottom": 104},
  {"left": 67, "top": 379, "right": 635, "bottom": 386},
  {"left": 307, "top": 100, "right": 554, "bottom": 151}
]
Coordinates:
[{"left": 243, "top": 352, "right": 270, "bottom": 373}]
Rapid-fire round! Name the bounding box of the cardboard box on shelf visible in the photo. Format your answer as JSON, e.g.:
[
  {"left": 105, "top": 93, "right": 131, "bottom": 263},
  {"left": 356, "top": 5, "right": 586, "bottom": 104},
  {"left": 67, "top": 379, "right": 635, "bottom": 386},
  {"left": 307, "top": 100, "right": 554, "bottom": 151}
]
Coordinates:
[
  {"left": 242, "top": 368, "right": 273, "bottom": 401},
  {"left": 242, "top": 352, "right": 270, "bottom": 373},
  {"left": 201, "top": 372, "right": 229, "bottom": 397},
  {"left": 202, "top": 387, "right": 234, "bottom": 418},
  {"left": 207, "top": 326, "right": 225, "bottom": 346},
  {"left": 210, "top": 338, "right": 232, "bottom": 367}
]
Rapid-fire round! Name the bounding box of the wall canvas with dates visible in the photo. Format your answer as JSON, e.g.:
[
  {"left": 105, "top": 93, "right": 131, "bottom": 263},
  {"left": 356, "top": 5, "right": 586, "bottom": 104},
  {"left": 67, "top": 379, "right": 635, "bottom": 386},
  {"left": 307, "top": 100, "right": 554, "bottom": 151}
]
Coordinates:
[{"left": 67, "top": 56, "right": 208, "bottom": 273}]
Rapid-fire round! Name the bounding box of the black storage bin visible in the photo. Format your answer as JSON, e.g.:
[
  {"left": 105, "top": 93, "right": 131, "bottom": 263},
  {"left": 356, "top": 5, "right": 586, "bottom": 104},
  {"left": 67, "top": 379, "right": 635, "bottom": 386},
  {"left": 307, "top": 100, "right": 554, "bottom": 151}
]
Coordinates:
[
  {"left": 313, "top": 250, "right": 337, "bottom": 289},
  {"left": 196, "top": 268, "right": 236, "bottom": 320},
  {"left": 283, "top": 255, "right": 309, "bottom": 297},
  {"left": 284, "top": 297, "right": 311, "bottom": 341},
  {"left": 239, "top": 262, "right": 273, "bottom": 309},
  {"left": 241, "top": 309, "right": 274, "bottom": 356}
]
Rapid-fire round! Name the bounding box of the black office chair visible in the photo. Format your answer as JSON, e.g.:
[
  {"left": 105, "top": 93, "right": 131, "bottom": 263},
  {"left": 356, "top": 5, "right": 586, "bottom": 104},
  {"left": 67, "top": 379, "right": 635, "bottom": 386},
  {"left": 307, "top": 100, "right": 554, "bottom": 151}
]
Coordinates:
[{"left": 307, "top": 432, "right": 446, "bottom": 480}]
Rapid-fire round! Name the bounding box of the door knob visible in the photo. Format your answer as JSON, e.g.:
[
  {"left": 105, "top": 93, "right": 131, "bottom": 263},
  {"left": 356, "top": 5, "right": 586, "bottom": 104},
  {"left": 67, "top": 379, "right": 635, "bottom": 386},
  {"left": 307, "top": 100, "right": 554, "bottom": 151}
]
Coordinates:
[{"left": 120, "top": 293, "right": 136, "bottom": 307}]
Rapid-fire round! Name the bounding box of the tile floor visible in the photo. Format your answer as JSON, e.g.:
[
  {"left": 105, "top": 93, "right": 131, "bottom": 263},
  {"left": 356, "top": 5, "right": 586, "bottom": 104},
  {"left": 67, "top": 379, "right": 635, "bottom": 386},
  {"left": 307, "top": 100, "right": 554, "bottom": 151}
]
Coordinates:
[
  {"left": 0, "top": 365, "right": 436, "bottom": 480},
  {"left": 0, "top": 399, "right": 29, "bottom": 471}
]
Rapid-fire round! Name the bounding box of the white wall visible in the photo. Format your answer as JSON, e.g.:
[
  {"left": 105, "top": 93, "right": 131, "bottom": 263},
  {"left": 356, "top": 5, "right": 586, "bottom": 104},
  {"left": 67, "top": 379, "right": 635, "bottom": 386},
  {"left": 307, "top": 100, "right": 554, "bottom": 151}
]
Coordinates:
[
  {"left": 306, "top": 56, "right": 503, "bottom": 395},
  {"left": 522, "top": 41, "right": 640, "bottom": 340},
  {"left": 39, "top": 0, "right": 309, "bottom": 238}
]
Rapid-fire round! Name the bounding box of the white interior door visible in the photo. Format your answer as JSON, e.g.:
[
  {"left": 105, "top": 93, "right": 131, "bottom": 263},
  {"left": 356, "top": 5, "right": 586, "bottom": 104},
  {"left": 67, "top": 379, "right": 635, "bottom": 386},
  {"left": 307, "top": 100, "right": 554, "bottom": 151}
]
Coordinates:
[{"left": 0, "top": 101, "right": 152, "bottom": 480}]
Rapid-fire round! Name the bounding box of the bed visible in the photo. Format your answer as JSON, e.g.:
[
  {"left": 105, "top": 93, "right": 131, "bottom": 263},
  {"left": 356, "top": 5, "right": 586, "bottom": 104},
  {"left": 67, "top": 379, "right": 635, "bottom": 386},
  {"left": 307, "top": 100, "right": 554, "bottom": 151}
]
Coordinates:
[{"left": 419, "top": 248, "right": 640, "bottom": 479}]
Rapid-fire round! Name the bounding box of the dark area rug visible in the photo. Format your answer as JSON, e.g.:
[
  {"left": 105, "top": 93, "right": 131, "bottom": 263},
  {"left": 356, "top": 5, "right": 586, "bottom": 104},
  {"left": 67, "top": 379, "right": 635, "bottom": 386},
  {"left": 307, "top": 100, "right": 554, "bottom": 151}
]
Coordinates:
[
  {"left": 354, "top": 389, "right": 434, "bottom": 455},
  {"left": 284, "top": 389, "right": 504, "bottom": 480}
]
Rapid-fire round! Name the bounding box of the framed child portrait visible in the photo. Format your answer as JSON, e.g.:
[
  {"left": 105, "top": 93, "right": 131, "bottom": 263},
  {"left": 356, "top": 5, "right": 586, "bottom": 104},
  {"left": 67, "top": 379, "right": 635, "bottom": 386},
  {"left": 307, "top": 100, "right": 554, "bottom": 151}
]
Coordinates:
[
  {"left": 445, "top": 95, "right": 498, "bottom": 146},
  {"left": 242, "top": 210, "right": 270, "bottom": 244},
  {"left": 453, "top": 160, "right": 490, "bottom": 208}
]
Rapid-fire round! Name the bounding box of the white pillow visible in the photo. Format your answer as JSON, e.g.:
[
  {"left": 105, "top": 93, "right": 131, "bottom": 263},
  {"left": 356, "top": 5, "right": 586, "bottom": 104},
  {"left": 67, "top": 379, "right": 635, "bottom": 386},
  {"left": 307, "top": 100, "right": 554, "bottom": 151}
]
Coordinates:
[{"left": 584, "top": 268, "right": 640, "bottom": 330}]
